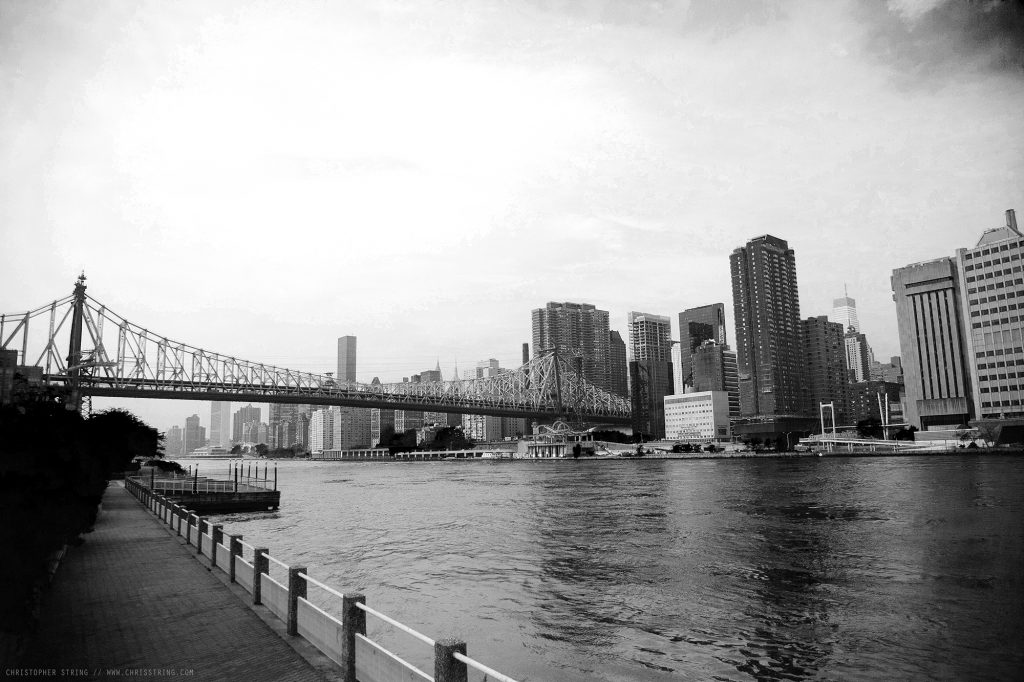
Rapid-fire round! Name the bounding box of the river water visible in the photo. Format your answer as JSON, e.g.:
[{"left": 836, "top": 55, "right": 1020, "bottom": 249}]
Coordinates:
[{"left": 184, "top": 455, "right": 1024, "bottom": 681}]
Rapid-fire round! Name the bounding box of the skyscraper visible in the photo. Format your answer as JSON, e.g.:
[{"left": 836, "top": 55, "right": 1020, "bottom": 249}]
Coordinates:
[
  {"left": 891, "top": 257, "right": 972, "bottom": 429},
  {"left": 691, "top": 341, "right": 740, "bottom": 419},
  {"left": 184, "top": 414, "right": 205, "bottom": 456},
  {"left": 802, "top": 316, "right": 849, "bottom": 423},
  {"left": 678, "top": 303, "right": 727, "bottom": 389},
  {"left": 957, "top": 209, "right": 1023, "bottom": 422},
  {"left": 831, "top": 291, "right": 860, "bottom": 333},
  {"left": 209, "top": 401, "right": 231, "bottom": 449},
  {"left": 844, "top": 328, "right": 872, "bottom": 383},
  {"left": 532, "top": 302, "right": 611, "bottom": 391},
  {"left": 165, "top": 425, "right": 183, "bottom": 457},
  {"left": 627, "top": 311, "right": 674, "bottom": 438},
  {"left": 232, "top": 404, "right": 261, "bottom": 443},
  {"left": 337, "top": 336, "right": 357, "bottom": 383},
  {"left": 608, "top": 330, "right": 628, "bottom": 399},
  {"left": 730, "top": 235, "right": 806, "bottom": 418}
]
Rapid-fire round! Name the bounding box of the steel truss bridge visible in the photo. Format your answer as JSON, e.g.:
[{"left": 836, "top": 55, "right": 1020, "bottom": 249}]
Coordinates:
[{"left": 0, "top": 277, "right": 631, "bottom": 424}]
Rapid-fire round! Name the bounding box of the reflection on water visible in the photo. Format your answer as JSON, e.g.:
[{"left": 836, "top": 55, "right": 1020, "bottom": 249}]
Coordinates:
[{"left": 186, "top": 456, "right": 1024, "bottom": 681}]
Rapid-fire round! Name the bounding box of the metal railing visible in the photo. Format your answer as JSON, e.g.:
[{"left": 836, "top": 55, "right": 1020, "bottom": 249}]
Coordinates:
[{"left": 123, "top": 477, "right": 517, "bottom": 682}]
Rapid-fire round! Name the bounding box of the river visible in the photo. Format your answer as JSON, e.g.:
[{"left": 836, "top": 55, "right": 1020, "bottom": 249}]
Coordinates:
[{"left": 182, "top": 454, "right": 1024, "bottom": 681}]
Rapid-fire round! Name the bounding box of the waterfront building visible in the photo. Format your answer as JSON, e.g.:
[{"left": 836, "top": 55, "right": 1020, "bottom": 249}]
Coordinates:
[
  {"left": 831, "top": 291, "right": 860, "bottom": 333},
  {"left": 332, "top": 407, "right": 371, "bottom": 449},
  {"left": 957, "top": 209, "right": 1024, "bottom": 421},
  {"left": 691, "top": 341, "right": 740, "bottom": 419},
  {"left": 309, "top": 409, "right": 329, "bottom": 454},
  {"left": 394, "top": 410, "right": 423, "bottom": 433},
  {"left": 891, "top": 257, "right": 973, "bottom": 429},
  {"left": 847, "top": 381, "right": 904, "bottom": 427},
  {"left": 337, "top": 336, "right": 356, "bottom": 383},
  {"left": 677, "top": 303, "right": 727, "bottom": 389},
  {"left": 370, "top": 408, "right": 395, "bottom": 446},
  {"left": 184, "top": 414, "right": 205, "bottom": 456},
  {"left": 730, "top": 235, "right": 806, "bottom": 418},
  {"left": 209, "top": 401, "right": 232, "bottom": 449},
  {"left": 627, "top": 311, "right": 674, "bottom": 439},
  {"left": 802, "top": 316, "right": 850, "bottom": 424},
  {"left": 165, "top": 425, "right": 183, "bottom": 457},
  {"left": 608, "top": 330, "right": 628, "bottom": 399},
  {"left": 664, "top": 391, "right": 731, "bottom": 443},
  {"left": 232, "top": 404, "right": 261, "bottom": 443},
  {"left": 844, "top": 328, "right": 873, "bottom": 383},
  {"left": 531, "top": 301, "right": 611, "bottom": 391},
  {"left": 463, "top": 413, "right": 503, "bottom": 441}
]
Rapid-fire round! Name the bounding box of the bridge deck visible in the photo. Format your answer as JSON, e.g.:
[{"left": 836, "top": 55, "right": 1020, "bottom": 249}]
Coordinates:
[{"left": 19, "top": 483, "right": 338, "bottom": 680}]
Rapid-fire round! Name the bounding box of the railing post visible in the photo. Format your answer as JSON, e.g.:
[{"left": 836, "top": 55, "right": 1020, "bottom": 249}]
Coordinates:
[
  {"left": 287, "top": 566, "right": 306, "bottom": 636},
  {"left": 211, "top": 525, "right": 224, "bottom": 568},
  {"left": 185, "top": 513, "right": 194, "bottom": 545},
  {"left": 253, "top": 548, "right": 269, "bottom": 605},
  {"left": 228, "top": 535, "right": 242, "bottom": 583},
  {"left": 434, "top": 639, "right": 468, "bottom": 682},
  {"left": 196, "top": 518, "right": 205, "bottom": 555},
  {"left": 341, "top": 594, "right": 366, "bottom": 682}
]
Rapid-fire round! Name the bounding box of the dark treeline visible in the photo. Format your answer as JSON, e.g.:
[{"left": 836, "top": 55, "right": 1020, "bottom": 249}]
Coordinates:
[{"left": 0, "top": 394, "right": 162, "bottom": 641}]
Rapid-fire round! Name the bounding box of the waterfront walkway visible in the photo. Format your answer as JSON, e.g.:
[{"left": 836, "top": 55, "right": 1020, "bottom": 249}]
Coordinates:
[{"left": 19, "top": 483, "right": 337, "bottom": 681}]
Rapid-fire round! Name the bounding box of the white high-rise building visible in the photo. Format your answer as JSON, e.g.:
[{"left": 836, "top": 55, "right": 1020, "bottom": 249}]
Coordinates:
[
  {"left": 209, "top": 401, "right": 232, "bottom": 449},
  {"left": 831, "top": 291, "right": 860, "bottom": 333}
]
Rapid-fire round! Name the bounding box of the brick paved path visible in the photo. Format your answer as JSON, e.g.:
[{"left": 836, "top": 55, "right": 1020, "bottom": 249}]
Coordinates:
[{"left": 17, "top": 484, "right": 333, "bottom": 681}]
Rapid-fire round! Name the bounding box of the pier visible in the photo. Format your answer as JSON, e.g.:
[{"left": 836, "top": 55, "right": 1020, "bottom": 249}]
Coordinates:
[{"left": 128, "top": 463, "right": 281, "bottom": 513}]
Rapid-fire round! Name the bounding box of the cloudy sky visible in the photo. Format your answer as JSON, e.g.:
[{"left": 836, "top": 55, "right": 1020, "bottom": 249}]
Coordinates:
[{"left": 2, "top": 0, "right": 1022, "bottom": 433}]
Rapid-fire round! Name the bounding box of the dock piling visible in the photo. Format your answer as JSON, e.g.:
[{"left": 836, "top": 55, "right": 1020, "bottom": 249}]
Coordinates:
[
  {"left": 341, "top": 594, "right": 366, "bottom": 682},
  {"left": 287, "top": 567, "right": 306, "bottom": 636},
  {"left": 434, "top": 639, "right": 469, "bottom": 682}
]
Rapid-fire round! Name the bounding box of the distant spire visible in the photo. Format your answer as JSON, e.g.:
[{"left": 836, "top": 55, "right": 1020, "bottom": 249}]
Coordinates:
[
  {"left": 844, "top": 282, "right": 848, "bottom": 298},
  {"left": 452, "top": 357, "right": 459, "bottom": 380}
]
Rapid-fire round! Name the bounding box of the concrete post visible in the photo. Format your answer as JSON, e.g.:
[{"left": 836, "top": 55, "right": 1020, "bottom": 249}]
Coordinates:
[
  {"left": 196, "top": 518, "right": 204, "bottom": 555},
  {"left": 253, "top": 548, "right": 269, "bottom": 605},
  {"left": 185, "top": 513, "right": 194, "bottom": 545},
  {"left": 434, "top": 639, "right": 468, "bottom": 682},
  {"left": 211, "top": 525, "right": 224, "bottom": 568},
  {"left": 341, "top": 594, "right": 366, "bottom": 682},
  {"left": 287, "top": 566, "right": 306, "bottom": 636},
  {"left": 228, "top": 535, "right": 242, "bottom": 583}
]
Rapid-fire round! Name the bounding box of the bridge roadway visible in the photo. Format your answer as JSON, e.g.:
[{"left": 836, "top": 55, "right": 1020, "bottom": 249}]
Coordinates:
[{"left": 18, "top": 483, "right": 341, "bottom": 681}]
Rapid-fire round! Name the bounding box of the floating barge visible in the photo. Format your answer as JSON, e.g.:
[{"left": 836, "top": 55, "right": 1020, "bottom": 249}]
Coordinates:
[{"left": 127, "top": 466, "right": 280, "bottom": 513}]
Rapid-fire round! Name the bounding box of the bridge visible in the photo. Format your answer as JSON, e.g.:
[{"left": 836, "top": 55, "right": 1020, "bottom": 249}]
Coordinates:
[{"left": 0, "top": 276, "right": 631, "bottom": 424}]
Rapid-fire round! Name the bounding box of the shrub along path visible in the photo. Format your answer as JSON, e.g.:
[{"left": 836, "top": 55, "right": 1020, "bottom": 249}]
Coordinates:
[{"left": 19, "top": 483, "right": 335, "bottom": 681}]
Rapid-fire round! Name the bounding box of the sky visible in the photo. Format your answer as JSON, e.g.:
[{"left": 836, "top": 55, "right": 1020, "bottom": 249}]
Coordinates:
[{"left": 2, "top": 0, "right": 1023, "bottom": 433}]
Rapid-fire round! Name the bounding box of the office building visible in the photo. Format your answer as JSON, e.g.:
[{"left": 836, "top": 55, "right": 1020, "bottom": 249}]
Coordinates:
[
  {"left": 232, "top": 404, "right": 261, "bottom": 443},
  {"left": 870, "top": 356, "right": 904, "bottom": 384},
  {"left": 957, "top": 209, "right": 1024, "bottom": 421},
  {"left": 891, "top": 257, "right": 972, "bottom": 429},
  {"left": 831, "top": 291, "right": 860, "bottom": 333},
  {"left": 371, "top": 408, "right": 395, "bottom": 446},
  {"left": 730, "top": 235, "right": 806, "bottom": 418},
  {"left": 627, "top": 311, "right": 674, "bottom": 438},
  {"left": 209, "top": 401, "right": 232, "bottom": 449},
  {"left": 678, "top": 303, "right": 727, "bottom": 389},
  {"left": 608, "top": 331, "right": 628, "bottom": 399},
  {"left": 476, "top": 359, "right": 501, "bottom": 378},
  {"left": 802, "top": 316, "right": 850, "bottom": 424},
  {"left": 664, "top": 391, "right": 731, "bottom": 443},
  {"left": 165, "top": 425, "right": 183, "bottom": 457},
  {"left": 184, "top": 414, "right": 205, "bottom": 456},
  {"left": 691, "top": 341, "right": 740, "bottom": 419},
  {"left": 337, "top": 336, "right": 357, "bottom": 383},
  {"left": 532, "top": 302, "right": 611, "bottom": 391},
  {"left": 844, "top": 328, "right": 873, "bottom": 383},
  {"left": 463, "top": 413, "right": 503, "bottom": 442}
]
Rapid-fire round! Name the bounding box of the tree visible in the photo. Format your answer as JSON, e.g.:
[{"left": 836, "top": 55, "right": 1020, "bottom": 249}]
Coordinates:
[
  {"left": 432, "top": 427, "right": 475, "bottom": 450},
  {"left": 230, "top": 444, "right": 243, "bottom": 454},
  {"left": 254, "top": 443, "right": 269, "bottom": 457},
  {"left": 857, "top": 417, "right": 884, "bottom": 439},
  {"left": 704, "top": 443, "right": 719, "bottom": 453}
]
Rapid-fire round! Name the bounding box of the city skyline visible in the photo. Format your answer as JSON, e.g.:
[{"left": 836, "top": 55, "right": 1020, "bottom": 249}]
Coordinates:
[{"left": 2, "top": 1, "right": 1022, "bottom": 431}]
